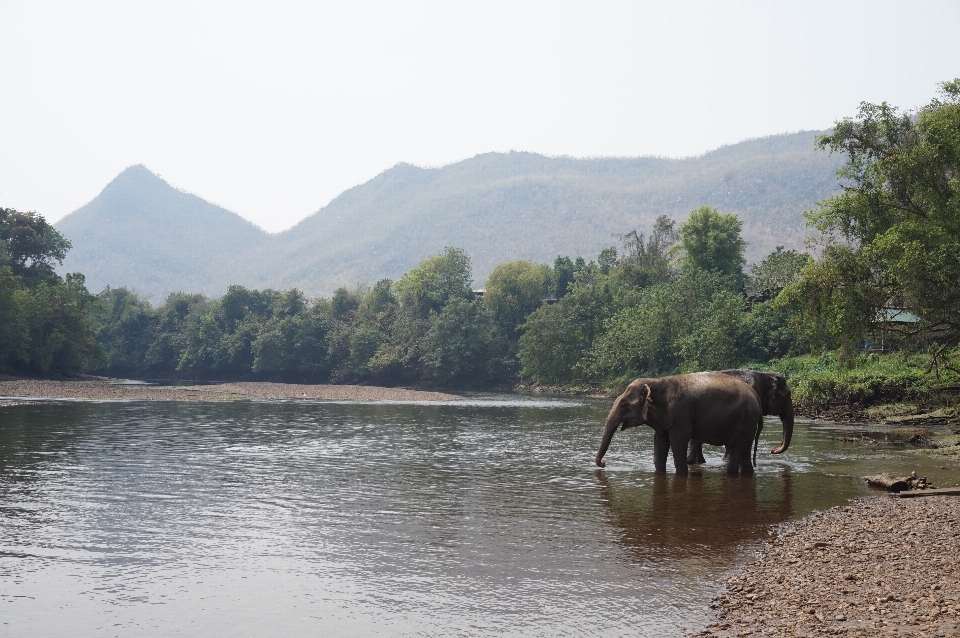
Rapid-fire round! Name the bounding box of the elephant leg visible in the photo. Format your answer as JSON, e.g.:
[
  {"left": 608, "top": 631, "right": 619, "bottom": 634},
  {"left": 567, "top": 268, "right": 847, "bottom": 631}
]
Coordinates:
[
  {"left": 687, "top": 439, "right": 707, "bottom": 465},
  {"left": 739, "top": 437, "right": 756, "bottom": 475},
  {"left": 722, "top": 447, "right": 730, "bottom": 462},
  {"left": 686, "top": 440, "right": 706, "bottom": 465},
  {"left": 670, "top": 432, "right": 690, "bottom": 475},
  {"left": 654, "top": 431, "right": 670, "bottom": 473},
  {"left": 725, "top": 444, "right": 744, "bottom": 476},
  {"left": 730, "top": 430, "right": 757, "bottom": 476},
  {"left": 741, "top": 456, "right": 755, "bottom": 475}
]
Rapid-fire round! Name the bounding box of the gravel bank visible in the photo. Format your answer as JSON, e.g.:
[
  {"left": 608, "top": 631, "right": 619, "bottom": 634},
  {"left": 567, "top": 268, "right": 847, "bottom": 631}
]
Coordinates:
[
  {"left": 0, "top": 378, "right": 460, "bottom": 402},
  {"left": 691, "top": 495, "right": 960, "bottom": 637}
]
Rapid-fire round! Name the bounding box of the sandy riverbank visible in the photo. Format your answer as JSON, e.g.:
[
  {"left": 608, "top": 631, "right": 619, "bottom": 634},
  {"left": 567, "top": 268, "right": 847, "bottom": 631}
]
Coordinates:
[
  {"left": 690, "top": 495, "right": 960, "bottom": 637},
  {"left": 0, "top": 378, "right": 460, "bottom": 402}
]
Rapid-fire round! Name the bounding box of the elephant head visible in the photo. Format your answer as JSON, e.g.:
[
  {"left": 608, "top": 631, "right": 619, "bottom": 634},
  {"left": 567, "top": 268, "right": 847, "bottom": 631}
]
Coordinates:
[
  {"left": 719, "top": 369, "right": 795, "bottom": 455},
  {"left": 764, "top": 372, "right": 794, "bottom": 454},
  {"left": 595, "top": 381, "right": 653, "bottom": 468}
]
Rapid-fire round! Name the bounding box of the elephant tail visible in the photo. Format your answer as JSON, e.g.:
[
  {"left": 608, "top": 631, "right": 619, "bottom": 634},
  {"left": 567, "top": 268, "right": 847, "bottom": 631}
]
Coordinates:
[{"left": 752, "top": 417, "right": 762, "bottom": 468}]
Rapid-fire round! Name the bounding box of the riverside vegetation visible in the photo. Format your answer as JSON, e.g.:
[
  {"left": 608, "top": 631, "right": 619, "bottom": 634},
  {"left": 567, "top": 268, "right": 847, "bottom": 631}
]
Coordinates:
[{"left": 2, "top": 80, "right": 959, "bottom": 430}]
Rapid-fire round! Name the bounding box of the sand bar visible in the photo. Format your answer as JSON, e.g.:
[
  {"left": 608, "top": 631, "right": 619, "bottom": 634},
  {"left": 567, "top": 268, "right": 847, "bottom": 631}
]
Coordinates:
[{"left": 0, "top": 378, "right": 460, "bottom": 402}]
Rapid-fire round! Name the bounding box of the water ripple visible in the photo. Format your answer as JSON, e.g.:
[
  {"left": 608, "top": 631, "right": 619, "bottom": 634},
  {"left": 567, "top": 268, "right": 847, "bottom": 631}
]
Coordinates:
[{"left": 2, "top": 401, "right": 957, "bottom": 636}]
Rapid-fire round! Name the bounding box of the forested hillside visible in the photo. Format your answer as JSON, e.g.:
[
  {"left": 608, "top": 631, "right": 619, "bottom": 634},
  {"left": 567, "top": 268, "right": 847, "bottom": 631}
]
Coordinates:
[
  {"left": 275, "top": 132, "right": 841, "bottom": 292},
  {"left": 56, "top": 132, "right": 842, "bottom": 300}
]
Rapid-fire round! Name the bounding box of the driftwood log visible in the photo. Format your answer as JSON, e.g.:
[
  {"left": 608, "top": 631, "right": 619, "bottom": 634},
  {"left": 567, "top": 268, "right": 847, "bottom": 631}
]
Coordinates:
[{"left": 864, "top": 471, "right": 934, "bottom": 492}]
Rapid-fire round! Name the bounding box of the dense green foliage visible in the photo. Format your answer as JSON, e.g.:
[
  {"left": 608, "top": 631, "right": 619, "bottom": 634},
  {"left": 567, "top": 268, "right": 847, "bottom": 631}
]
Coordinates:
[
  {"left": 675, "top": 206, "right": 747, "bottom": 279},
  {"left": 0, "top": 209, "right": 97, "bottom": 374},
  {"left": 517, "top": 220, "right": 799, "bottom": 386},
  {"left": 786, "top": 80, "right": 960, "bottom": 358},
  {"left": 83, "top": 248, "right": 512, "bottom": 385},
  {"left": 771, "top": 351, "right": 960, "bottom": 407}
]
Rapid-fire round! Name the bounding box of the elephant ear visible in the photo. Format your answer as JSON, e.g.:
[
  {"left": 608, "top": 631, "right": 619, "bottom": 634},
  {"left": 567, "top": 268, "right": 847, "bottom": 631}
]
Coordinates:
[
  {"left": 619, "top": 382, "right": 654, "bottom": 423},
  {"left": 638, "top": 384, "right": 653, "bottom": 422},
  {"left": 766, "top": 374, "right": 779, "bottom": 406},
  {"left": 772, "top": 374, "right": 791, "bottom": 399}
]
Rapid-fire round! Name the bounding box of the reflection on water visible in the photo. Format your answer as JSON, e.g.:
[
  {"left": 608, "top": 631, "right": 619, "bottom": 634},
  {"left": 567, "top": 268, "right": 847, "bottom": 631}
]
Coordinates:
[
  {"left": 596, "top": 470, "right": 795, "bottom": 558},
  {"left": 1, "top": 396, "right": 958, "bottom": 637}
]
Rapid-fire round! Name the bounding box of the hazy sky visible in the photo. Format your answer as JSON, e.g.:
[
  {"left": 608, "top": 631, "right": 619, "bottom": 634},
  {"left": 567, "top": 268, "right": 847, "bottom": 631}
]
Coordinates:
[{"left": 3, "top": 1, "right": 958, "bottom": 232}]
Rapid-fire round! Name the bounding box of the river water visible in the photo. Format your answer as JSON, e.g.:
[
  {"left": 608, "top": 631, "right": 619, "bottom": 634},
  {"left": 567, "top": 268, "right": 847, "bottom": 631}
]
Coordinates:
[{"left": 1, "top": 394, "right": 958, "bottom": 637}]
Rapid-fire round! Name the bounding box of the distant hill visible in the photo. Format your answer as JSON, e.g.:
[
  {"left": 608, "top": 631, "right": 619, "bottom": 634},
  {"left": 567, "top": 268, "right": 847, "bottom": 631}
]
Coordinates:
[
  {"left": 57, "top": 165, "right": 272, "bottom": 302},
  {"left": 56, "top": 132, "right": 844, "bottom": 301}
]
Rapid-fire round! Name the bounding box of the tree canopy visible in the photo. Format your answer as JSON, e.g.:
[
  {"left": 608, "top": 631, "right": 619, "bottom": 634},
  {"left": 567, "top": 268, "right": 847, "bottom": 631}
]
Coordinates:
[
  {"left": 0, "top": 208, "right": 95, "bottom": 373},
  {"left": 675, "top": 206, "right": 747, "bottom": 278},
  {"left": 0, "top": 207, "right": 72, "bottom": 285},
  {"left": 792, "top": 79, "right": 960, "bottom": 352},
  {"left": 483, "top": 260, "right": 547, "bottom": 335}
]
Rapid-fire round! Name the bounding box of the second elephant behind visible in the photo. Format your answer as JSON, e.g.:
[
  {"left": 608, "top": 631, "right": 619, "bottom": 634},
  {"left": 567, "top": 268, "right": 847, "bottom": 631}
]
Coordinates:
[{"left": 687, "top": 369, "right": 794, "bottom": 465}]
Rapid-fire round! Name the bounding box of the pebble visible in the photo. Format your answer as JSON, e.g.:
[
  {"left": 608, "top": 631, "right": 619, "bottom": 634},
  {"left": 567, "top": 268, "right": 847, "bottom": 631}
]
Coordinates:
[{"left": 689, "top": 495, "right": 960, "bottom": 637}]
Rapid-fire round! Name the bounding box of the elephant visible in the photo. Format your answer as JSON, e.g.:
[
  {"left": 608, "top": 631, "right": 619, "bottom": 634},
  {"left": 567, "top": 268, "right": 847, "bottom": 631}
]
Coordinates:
[
  {"left": 686, "top": 369, "right": 795, "bottom": 466},
  {"left": 595, "top": 372, "right": 762, "bottom": 475}
]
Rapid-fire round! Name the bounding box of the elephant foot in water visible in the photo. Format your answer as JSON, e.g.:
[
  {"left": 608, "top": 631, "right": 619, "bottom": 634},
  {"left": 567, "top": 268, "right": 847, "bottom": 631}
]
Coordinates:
[
  {"left": 686, "top": 440, "right": 707, "bottom": 465},
  {"left": 686, "top": 440, "right": 732, "bottom": 466}
]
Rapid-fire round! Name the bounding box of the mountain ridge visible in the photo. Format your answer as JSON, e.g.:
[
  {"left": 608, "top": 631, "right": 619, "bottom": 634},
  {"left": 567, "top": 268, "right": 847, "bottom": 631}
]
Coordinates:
[{"left": 55, "top": 132, "right": 843, "bottom": 301}]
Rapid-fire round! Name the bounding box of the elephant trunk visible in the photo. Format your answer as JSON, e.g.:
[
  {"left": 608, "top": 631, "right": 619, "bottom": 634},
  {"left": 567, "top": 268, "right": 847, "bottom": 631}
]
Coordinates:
[
  {"left": 595, "top": 399, "right": 624, "bottom": 468},
  {"left": 771, "top": 402, "right": 794, "bottom": 454}
]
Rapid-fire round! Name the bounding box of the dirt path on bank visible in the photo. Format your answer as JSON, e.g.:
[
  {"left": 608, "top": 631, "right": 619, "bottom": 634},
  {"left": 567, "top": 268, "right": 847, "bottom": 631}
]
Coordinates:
[
  {"left": 691, "top": 495, "right": 960, "bottom": 637},
  {"left": 0, "top": 378, "right": 460, "bottom": 402}
]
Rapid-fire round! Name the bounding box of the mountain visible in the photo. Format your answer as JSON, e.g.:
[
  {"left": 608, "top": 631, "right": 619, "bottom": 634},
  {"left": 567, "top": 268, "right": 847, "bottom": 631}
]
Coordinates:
[
  {"left": 56, "top": 165, "right": 272, "bottom": 301},
  {"left": 56, "top": 132, "right": 844, "bottom": 301},
  {"left": 275, "top": 132, "right": 843, "bottom": 293}
]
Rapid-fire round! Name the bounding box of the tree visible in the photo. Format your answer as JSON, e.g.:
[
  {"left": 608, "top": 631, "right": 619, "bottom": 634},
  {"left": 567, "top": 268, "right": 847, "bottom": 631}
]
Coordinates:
[
  {"left": 675, "top": 206, "right": 747, "bottom": 279},
  {"left": 252, "top": 310, "right": 331, "bottom": 381},
  {"left": 15, "top": 274, "right": 98, "bottom": 373},
  {"left": 0, "top": 208, "right": 72, "bottom": 285},
  {"left": 144, "top": 293, "right": 212, "bottom": 374},
  {"left": 740, "top": 299, "right": 798, "bottom": 362},
  {"left": 483, "top": 260, "right": 547, "bottom": 335},
  {"left": 618, "top": 214, "right": 678, "bottom": 286},
  {"left": 597, "top": 247, "right": 618, "bottom": 275},
  {"left": 420, "top": 298, "right": 496, "bottom": 383},
  {"left": 219, "top": 285, "right": 276, "bottom": 331},
  {"left": 0, "top": 210, "right": 99, "bottom": 374},
  {"left": 797, "top": 79, "right": 960, "bottom": 354},
  {"left": 551, "top": 256, "right": 575, "bottom": 298},
  {"left": 518, "top": 296, "right": 597, "bottom": 384},
  {"left": 581, "top": 270, "right": 741, "bottom": 381},
  {"left": 747, "top": 246, "right": 812, "bottom": 302},
  {"left": 395, "top": 247, "right": 473, "bottom": 316},
  {"left": 91, "top": 287, "right": 157, "bottom": 375},
  {"left": 0, "top": 243, "right": 27, "bottom": 368}
]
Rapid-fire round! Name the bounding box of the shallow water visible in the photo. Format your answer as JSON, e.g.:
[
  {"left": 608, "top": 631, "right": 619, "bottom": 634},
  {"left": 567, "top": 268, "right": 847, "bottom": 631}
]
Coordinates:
[{"left": 1, "top": 395, "right": 957, "bottom": 637}]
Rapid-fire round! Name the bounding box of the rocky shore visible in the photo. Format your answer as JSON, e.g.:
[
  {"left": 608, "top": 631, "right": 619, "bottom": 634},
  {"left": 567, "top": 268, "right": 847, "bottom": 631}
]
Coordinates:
[
  {"left": 0, "top": 378, "right": 460, "bottom": 402},
  {"left": 691, "top": 495, "right": 960, "bottom": 637}
]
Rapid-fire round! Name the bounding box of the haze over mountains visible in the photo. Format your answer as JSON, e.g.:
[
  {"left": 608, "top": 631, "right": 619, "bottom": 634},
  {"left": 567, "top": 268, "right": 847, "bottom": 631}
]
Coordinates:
[{"left": 56, "top": 131, "right": 843, "bottom": 302}]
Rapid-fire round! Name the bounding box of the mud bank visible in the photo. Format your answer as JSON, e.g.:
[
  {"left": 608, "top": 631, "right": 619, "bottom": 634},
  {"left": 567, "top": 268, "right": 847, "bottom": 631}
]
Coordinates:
[
  {"left": 0, "top": 378, "right": 460, "bottom": 402},
  {"left": 690, "top": 495, "right": 960, "bottom": 637}
]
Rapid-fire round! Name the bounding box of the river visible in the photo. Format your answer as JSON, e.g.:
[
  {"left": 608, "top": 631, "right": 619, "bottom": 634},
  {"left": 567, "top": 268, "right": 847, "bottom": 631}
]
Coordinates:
[{"left": 1, "top": 395, "right": 957, "bottom": 636}]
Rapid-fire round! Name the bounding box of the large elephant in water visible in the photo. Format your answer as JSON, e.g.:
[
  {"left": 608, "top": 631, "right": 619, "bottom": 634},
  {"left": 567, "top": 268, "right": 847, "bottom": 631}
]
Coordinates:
[
  {"left": 687, "top": 369, "right": 795, "bottom": 465},
  {"left": 595, "top": 372, "right": 762, "bottom": 475}
]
